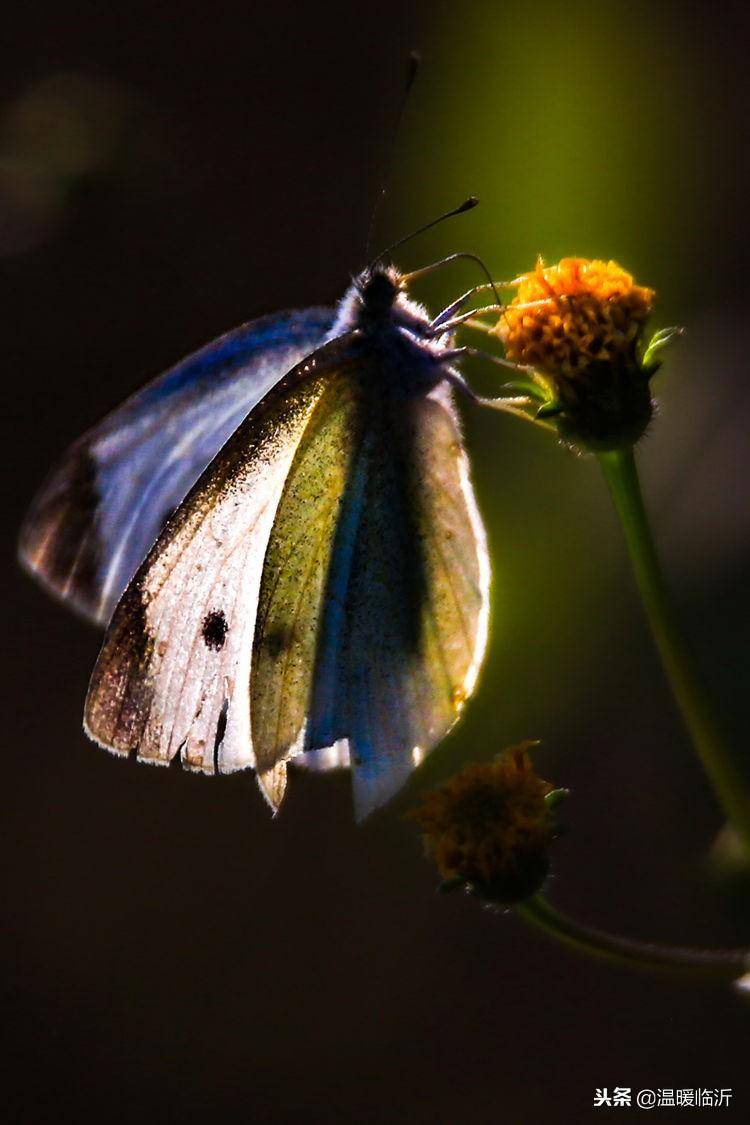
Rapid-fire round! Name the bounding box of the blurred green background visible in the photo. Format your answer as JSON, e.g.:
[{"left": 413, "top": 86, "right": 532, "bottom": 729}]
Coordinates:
[
  {"left": 387, "top": 0, "right": 749, "bottom": 790},
  {"left": 4, "top": 2, "right": 750, "bottom": 1122}
]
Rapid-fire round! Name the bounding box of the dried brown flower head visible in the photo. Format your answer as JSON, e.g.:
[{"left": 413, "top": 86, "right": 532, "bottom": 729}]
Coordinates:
[{"left": 409, "top": 743, "right": 563, "bottom": 904}]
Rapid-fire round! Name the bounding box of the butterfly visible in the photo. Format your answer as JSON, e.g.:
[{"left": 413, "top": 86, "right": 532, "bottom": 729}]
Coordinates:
[{"left": 20, "top": 225, "right": 523, "bottom": 819}]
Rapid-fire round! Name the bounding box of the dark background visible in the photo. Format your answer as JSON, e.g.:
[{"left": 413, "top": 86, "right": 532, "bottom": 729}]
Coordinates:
[{"left": 4, "top": 2, "right": 750, "bottom": 1121}]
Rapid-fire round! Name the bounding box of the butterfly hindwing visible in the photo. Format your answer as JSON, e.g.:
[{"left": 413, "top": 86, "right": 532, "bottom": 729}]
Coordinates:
[
  {"left": 341, "top": 383, "right": 489, "bottom": 817},
  {"left": 19, "top": 307, "right": 333, "bottom": 624},
  {"left": 250, "top": 352, "right": 489, "bottom": 818}
]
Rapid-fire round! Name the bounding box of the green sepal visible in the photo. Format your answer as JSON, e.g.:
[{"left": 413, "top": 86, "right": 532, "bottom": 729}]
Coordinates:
[
  {"left": 544, "top": 787, "right": 569, "bottom": 812},
  {"left": 498, "top": 378, "right": 549, "bottom": 402},
  {"left": 642, "top": 325, "right": 684, "bottom": 377}
]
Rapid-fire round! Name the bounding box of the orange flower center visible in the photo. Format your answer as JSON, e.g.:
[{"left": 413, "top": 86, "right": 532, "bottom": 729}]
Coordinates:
[{"left": 498, "top": 257, "right": 654, "bottom": 378}]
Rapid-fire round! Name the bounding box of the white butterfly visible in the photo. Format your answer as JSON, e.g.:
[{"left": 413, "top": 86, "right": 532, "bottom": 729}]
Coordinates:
[{"left": 21, "top": 252, "right": 528, "bottom": 819}]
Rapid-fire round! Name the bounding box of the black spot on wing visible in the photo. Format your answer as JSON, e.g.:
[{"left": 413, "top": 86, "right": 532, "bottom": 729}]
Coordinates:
[{"left": 202, "top": 610, "right": 228, "bottom": 650}]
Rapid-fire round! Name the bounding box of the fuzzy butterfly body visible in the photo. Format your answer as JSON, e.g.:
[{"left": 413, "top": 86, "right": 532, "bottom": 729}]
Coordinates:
[{"left": 21, "top": 266, "right": 490, "bottom": 819}]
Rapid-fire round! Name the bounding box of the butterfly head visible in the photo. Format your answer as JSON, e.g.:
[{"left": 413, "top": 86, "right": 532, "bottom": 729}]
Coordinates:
[
  {"left": 359, "top": 268, "right": 400, "bottom": 321},
  {"left": 329, "top": 263, "right": 434, "bottom": 343}
]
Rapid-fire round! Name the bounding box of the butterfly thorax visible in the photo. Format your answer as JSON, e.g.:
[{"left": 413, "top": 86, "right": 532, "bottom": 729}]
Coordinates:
[{"left": 327, "top": 265, "right": 452, "bottom": 391}]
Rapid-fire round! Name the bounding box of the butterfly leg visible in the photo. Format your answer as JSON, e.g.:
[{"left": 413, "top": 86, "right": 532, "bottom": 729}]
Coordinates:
[
  {"left": 429, "top": 297, "right": 556, "bottom": 339},
  {"left": 427, "top": 282, "right": 538, "bottom": 328},
  {"left": 441, "top": 349, "right": 558, "bottom": 432},
  {"left": 429, "top": 286, "right": 489, "bottom": 330},
  {"left": 427, "top": 303, "right": 504, "bottom": 336},
  {"left": 446, "top": 374, "right": 558, "bottom": 431},
  {"left": 441, "top": 346, "right": 547, "bottom": 398}
]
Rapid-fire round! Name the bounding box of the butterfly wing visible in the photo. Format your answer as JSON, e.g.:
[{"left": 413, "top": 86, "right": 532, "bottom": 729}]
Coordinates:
[
  {"left": 250, "top": 356, "right": 490, "bottom": 819},
  {"left": 83, "top": 339, "right": 345, "bottom": 784},
  {"left": 19, "top": 307, "right": 333, "bottom": 625},
  {"left": 84, "top": 336, "right": 489, "bottom": 817}
]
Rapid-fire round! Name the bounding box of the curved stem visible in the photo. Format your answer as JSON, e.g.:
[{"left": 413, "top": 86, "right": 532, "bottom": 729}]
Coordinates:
[
  {"left": 517, "top": 894, "right": 748, "bottom": 981},
  {"left": 598, "top": 447, "right": 750, "bottom": 851}
]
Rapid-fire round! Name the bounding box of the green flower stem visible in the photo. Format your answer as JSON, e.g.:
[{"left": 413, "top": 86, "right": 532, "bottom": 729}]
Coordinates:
[
  {"left": 598, "top": 446, "right": 750, "bottom": 851},
  {"left": 517, "top": 894, "right": 748, "bottom": 981}
]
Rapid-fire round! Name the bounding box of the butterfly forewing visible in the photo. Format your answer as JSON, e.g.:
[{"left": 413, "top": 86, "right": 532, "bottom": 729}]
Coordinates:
[
  {"left": 20, "top": 308, "right": 332, "bottom": 624},
  {"left": 83, "top": 345, "right": 342, "bottom": 782}
]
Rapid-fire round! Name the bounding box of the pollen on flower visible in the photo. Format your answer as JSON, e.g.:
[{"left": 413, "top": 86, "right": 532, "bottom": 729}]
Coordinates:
[
  {"left": 498, "top": 257, "right": 654, "bottom": 376},
  {"left": 408, "top": 743, "right": 559, "bottom": 904}
]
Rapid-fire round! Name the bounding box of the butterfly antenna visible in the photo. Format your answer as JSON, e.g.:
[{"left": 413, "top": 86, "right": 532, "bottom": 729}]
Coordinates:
[
  {"left": 364, "top": 50, "right": 421, "bottom": 264},
  {"left": 371, "top": 200, "right": 502, "bottom": 309},
  {"left": 369, "top": 196, "right": 480, "bottom": 273}
]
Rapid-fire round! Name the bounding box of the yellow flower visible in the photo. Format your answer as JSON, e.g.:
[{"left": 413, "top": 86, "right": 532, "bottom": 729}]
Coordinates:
[
  {"left": 500, "top": 257, "right": 654, "bottom": 375},
  {"left": 497, "top": 257, "right": 664, "bottom": 451},
  {"left": 409, "top": 743, "right": 563, "bottom": 904}
]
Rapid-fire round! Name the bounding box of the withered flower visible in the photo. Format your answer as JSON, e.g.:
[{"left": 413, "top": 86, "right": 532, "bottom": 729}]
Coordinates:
[{"left": 409, "top": 743, "right": 565, "bottom": 905}]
